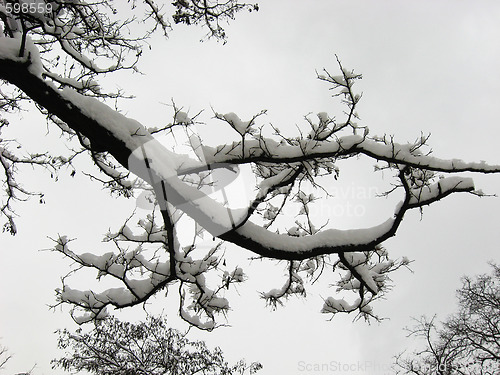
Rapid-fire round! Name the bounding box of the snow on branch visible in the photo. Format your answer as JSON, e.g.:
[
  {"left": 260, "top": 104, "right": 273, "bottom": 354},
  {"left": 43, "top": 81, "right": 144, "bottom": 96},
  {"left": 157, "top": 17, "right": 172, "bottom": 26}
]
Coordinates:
[
  {"left": 40, "top": 56, "right": 500, "bottom": 325},
  {"left": 2, "top": 30, "right": 500, "bottom": 328}
]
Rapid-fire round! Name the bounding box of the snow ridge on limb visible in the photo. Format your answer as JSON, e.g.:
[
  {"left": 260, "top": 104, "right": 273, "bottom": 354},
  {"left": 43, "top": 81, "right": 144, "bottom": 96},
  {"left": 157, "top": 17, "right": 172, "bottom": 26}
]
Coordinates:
[
  {"left": 3, "top": 11, "right": 500, "bottom": 326},
  {"left": 37, "top": 55, "right": 500, "bottom": 323}
]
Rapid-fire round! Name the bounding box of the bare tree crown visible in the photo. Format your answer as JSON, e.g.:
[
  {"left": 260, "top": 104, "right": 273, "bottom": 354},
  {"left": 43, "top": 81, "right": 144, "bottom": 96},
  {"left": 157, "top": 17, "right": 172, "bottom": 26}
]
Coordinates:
[{"left": 395, "top": 264, "right": 500, "bottom": 374}]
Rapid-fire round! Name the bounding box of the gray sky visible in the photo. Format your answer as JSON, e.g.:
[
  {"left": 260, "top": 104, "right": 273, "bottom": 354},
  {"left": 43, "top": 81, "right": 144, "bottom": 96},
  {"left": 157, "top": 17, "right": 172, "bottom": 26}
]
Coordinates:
[{"left": 2, "top": 1, "right": 500, "bottom": 374}]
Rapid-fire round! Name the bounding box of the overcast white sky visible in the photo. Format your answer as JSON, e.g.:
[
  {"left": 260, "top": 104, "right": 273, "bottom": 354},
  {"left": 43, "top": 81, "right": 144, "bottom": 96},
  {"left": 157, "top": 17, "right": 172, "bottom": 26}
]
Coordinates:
[{"left": 2, "top": 1, "right": 500, "bottom": 374}]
